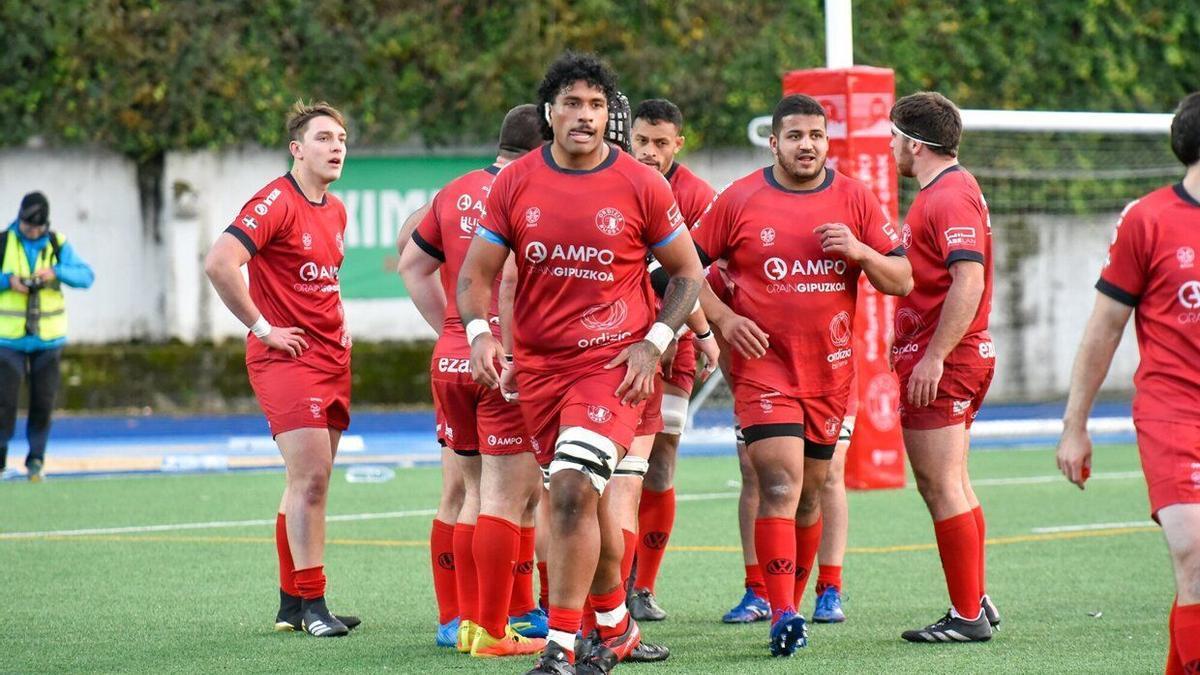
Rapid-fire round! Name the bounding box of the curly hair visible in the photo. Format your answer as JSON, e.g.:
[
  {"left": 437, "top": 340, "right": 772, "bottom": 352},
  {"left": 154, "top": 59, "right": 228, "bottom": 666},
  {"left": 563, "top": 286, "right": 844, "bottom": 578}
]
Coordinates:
[{"left": 536, "top": 51, "right": 618, "bottom": 140}]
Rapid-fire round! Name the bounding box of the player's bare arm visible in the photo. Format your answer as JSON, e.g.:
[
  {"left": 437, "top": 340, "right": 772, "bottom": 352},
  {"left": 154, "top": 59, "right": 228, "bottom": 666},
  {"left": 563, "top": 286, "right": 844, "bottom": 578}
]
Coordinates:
[
  {"left": 394, "top": 202, "right": 432, "bottom": 259},
  {"left": 498, "top": 254, "right": 520, "bottom": 400},
  {"left": 815, "top": 223, "right": 913, "bottom": 296},
  {"left": 458, "top": 236, "right": 508, "bottom": 389},
  {"left": 1056, "top": 293, "right": 1133, "bottom": 489},
  {"left": 698, "top": 278, "right": 769, "bottom": 359},
  {"left": 204, "top": 233, "right": 309, "bottom": 357},
  {"left": 606, "top": 232, "right": 703, "bottom": 405},
  {"left": 907, "top": 260, "right": 984, "bottom": 407},
  {"left": 397, "top": 236, "right": 447, "bottom": 334}
]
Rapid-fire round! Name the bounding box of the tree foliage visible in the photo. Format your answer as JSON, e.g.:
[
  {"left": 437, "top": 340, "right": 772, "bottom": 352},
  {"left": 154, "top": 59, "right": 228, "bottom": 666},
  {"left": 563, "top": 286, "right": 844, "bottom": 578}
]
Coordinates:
[{"left": 2, "top": 0, "right": 1196, "bottom": 158}]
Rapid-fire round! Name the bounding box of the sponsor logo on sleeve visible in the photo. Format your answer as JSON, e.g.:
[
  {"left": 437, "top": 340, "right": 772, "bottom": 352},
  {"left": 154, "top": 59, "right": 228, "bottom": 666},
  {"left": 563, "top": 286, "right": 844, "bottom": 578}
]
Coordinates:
[
  {"left": 241, "top": 215, "right": 258, "bottom": 230},
  {"left": 944, "top": 226, "right": 977, "bottom": 247},
  {"left": 666, "top": 203, "right": 684, "bottom": 230}
]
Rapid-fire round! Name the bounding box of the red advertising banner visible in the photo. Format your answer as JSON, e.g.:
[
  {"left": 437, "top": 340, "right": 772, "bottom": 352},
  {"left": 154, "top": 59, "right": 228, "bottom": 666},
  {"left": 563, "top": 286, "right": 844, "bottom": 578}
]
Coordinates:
[{"left": 782, "top": 67, "right": 906, "bottom": 489}]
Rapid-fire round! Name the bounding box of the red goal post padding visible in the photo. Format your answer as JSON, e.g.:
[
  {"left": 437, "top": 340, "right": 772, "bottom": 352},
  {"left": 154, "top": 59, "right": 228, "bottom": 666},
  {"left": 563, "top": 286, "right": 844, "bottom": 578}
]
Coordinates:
[{"left": 782, "top": 67, "right": 906, "bottom": 489}]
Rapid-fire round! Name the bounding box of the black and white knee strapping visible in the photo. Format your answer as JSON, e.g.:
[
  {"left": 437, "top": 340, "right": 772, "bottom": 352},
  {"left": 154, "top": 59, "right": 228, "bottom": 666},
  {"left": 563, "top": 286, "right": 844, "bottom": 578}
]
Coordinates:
[
  {"left": 549, "top": 427, "right": 618, "bottom": 493},
  {"left": 613, "top": 455, "right": 649, "bottom": 479}
]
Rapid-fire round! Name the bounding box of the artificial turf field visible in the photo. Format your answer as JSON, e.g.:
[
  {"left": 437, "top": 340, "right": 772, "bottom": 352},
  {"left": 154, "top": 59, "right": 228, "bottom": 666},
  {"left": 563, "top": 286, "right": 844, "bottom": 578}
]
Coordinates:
[{"left": 1, "top": 443, "right": 1172, "bottom": 673}]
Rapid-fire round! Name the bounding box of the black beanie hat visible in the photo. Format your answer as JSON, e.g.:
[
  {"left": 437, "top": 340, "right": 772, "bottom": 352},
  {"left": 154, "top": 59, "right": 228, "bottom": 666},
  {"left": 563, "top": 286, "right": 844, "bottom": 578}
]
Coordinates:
[{"left": 19, "top": 191, "right": 49, "bottom": 226}]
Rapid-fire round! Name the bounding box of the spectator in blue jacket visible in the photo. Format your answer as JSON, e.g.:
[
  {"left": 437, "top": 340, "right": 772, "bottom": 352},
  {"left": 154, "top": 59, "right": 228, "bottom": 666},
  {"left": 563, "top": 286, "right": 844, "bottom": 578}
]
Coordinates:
[{"left": 0, "top": 191, "right": 94, "bottom": 481}]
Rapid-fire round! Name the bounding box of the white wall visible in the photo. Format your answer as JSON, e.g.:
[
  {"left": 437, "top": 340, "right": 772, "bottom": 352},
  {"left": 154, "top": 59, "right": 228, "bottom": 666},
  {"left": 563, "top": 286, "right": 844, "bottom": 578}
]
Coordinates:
[{"left": 0, "top": 146, "right": 1139, "bottom": 401}]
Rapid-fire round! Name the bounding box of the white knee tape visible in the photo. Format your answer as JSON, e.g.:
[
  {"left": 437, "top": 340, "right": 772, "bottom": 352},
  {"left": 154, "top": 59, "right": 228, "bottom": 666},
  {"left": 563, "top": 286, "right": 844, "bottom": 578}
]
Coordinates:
[
  {"left": 541, "top": 464, "right": 551, "bottom": 490},
  {"left": 614, "top": 455, "right": 649, "bottom": 478},
  {"left": 839, "top": 415, "right": 856, "bottom": 443},
  {"left": 660, "top": 394, "right": 689, "bottom": 435},
  {"left": 548, "top": 426, "right": 618, "bottom": 494}
]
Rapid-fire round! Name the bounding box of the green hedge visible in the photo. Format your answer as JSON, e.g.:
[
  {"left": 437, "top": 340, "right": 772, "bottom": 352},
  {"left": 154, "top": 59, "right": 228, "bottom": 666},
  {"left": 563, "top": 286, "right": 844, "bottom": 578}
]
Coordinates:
[
  {"left": 57, "top": 341, "right": 435, "bottom": 412},
  {"left": 2, "top": 2, "right": 1195, "bottom": 159}
]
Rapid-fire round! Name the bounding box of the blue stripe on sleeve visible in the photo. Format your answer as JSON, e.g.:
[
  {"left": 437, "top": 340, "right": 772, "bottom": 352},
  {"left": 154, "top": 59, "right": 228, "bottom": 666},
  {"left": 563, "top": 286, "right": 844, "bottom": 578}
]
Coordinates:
[
  {"left": 650, "top": 225, "right": 685, "bottom": 249},
  {"left": 475, "top": 226, "right": 509, "bottom": 248}
]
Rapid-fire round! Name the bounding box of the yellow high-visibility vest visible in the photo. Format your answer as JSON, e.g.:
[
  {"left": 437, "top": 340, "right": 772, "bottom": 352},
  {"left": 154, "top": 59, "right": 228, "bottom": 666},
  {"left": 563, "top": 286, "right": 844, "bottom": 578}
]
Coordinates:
[{"left": 0, "top": 230, "right": 67, "bottom": 340}]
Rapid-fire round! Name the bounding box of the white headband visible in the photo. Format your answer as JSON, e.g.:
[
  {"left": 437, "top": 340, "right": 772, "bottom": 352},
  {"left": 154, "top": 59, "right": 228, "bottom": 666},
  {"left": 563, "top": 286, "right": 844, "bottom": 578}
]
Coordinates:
[{"left": 892, "top": 123, "right": 945, "bottom": 147}]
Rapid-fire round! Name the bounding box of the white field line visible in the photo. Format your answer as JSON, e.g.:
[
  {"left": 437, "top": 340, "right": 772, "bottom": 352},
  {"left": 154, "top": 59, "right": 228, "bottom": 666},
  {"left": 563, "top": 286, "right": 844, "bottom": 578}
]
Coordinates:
[
  {"left": 0, "top": 508, "right": 436, "bottom": 540},
  {"left": 1032, "top": 520, "right": 1156, "bottom": 534},
  {"left": 2, "top": 470, "right": 1144, "bottom": 541}
]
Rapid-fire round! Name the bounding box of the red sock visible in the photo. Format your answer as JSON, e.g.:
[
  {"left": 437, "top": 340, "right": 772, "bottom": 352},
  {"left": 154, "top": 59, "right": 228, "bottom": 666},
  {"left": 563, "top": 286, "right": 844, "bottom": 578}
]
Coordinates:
[
  {"left": 816, "top": 565, "right": 842, "bottom": 595},
  {"left": 745, "top": 563, "right": 767, "bottom": 595},
  {"left": 453, "top": 523, "right": 478, "bottom": 624},
  {"left": 293, "top": 565, "right": 326, "bottom": 600},
  {"left": 635, "top": 487, "right": 675, "bottom": 592},
  {"left": 276, "top": 513, "right": 298, "bottom": 595},
  {"left": 972, "top": 505, "right": 987, "bottom": 595},
  {"left": 473, "top": 515, "right": 520, "bottom": 637},
  {"left": 754, "top": 517, "right": 797, "bottom": 623},
  {"left": 1173, "top": 601, "right": 1200, "bottom": 674},
  {"left": 581, "top": 598, "right": 597, "bottom": 635},
  {"left": 430, "top": 519, "right": 458, "bottom": 623},
  {"left": 537, "top": 561, "right": 550, "bottom": 610},
  {"left": 620, "top": 528, "right": 637, "bottom": 587},
  {"left": 590, "top": 584, "right": 630, "bottom": 640},
  {"left": 509, "top": 526, "right": 536, "bottom": 616},
  {"left": 933, "top": 511, "right": 982, "bottom": 619},
  {"left": 1168, "top": 600, "right": 1183, "bottom": 675},
  {"left": 547, "top": 606, "right": 582, "bottom": 664},
  {"left": 792, "top": 517, "right": 823, "bottom": 607}
]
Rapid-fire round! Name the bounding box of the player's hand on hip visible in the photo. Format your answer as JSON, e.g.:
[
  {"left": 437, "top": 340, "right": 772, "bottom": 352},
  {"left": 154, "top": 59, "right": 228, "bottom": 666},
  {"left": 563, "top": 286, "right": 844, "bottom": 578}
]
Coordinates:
[
  {"left": 715, "top": 313, "right": 769, "bottom": 359},
  {"left": 1056, "top": 428, "right": 1093, "bottom": 490},
  {"left": 815, "top": 223, "right": 865, "bottom": 262},
  {"left": 469, "top": 334, "right": 503, "bottom": 389},
  {"left": 695, "top": 331, "right": 720, "bottom": 382},
  {"left": 500, "top": 363, "right": 519, "bottom": 402},
  {"left": 606, "top": 340, "right": 658, "bottom": 406},
  {"left": 259, "top": 326, "right": 308, "bottom": 357},
  {"left": 906, "top": 353, "right": 942, "bottom": 408}
]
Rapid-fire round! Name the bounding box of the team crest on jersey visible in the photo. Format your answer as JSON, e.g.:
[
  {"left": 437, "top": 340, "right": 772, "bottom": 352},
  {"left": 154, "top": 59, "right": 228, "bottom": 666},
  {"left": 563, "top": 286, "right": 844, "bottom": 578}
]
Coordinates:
[
  {"left": 760, "top": 227, "right": 776, "bottom": 247},
  {"left": 580, "top": 300, "right": 629, "bottom": 331},
  {"left": 894, "top": 307, "right": 925, "bottom": 341},
  {"left": 587, "top": 405, "right": 613, "bottom": 424},
  {"left": 824, "top": 417, "right": 841, "bottom": 438},
  {"left": 829, "top": 311, "right": 852, "bottom": 347},
  {"left": 759, "top": 397, "right": 774, "bottom": 414},
  {"left": 1178, "top": 246, "right": 1196, "bottom": 269},
  {"left": 335, "top": 232, "right": 344, "bottom": 253},
  {"left": 309, "top": 397, "right": 323, "bottom": 419},
  {"left": 302, "top": 232, "right": 313, "bottom": 250},
  {"left": 902, "top": 223, "right": 913, "bottom": 250},
  {"left": 525, "top": 207, "right": 541, "bottom": 227},
  {"left": 596, "top": 207, "right": 625, "bottom": 236}
]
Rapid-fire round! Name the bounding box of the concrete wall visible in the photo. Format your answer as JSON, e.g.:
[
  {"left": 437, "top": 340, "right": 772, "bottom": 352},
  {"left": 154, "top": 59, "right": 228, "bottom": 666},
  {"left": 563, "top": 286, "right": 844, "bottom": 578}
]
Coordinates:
[{"left": 0, "top": 146, "right": 1138, "bottom": 401}]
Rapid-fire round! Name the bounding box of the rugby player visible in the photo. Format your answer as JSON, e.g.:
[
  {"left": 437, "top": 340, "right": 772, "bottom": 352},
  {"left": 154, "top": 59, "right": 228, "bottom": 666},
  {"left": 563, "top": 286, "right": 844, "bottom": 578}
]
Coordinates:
[
  {"left": 625, "top": 98, "right": 720, "bottom": 622},
  {"left": 1057, "top": 92, "right": 1200, "bottom": 673},
  {"left": 691, "top": 94, "right": 911, "bottom": 656},
  {"left": 458, "top": 52, "right": 703, "bottom": 674},
  {"left": 888, "top": 92, "right": 999, "bottom": 642},
  {"left": 399, "top": 104, "right": 547, "bottom": 657},
  {"left": 204, "top": 101, "right": 360, "bottom": 637}
]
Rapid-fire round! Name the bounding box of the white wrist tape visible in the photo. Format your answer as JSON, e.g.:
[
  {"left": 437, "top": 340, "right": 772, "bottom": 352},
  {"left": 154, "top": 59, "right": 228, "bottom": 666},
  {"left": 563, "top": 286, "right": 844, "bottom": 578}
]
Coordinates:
[
  {"left": 249, "top": 316, "right": 272, "bottom": 339},
  {"left": 643, "top": 322, "right": 674, "bottom": 354},
  {"left": 465, "top": 319, "right": 491, "bottom": 346}
]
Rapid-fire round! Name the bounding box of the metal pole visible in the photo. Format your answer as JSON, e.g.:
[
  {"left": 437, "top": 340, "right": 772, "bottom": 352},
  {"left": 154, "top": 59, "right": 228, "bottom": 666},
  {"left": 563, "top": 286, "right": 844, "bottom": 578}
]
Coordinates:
[{"left": 825, "top": 0, "right": 853, "bottom": 69}]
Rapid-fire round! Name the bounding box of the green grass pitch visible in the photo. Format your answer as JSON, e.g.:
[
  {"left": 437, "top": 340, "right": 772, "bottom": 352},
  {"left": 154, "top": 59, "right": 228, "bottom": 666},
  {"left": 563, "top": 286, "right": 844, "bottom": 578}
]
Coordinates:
[{"left": 1, "top": 444, "right": 1171, "bottom": 673}]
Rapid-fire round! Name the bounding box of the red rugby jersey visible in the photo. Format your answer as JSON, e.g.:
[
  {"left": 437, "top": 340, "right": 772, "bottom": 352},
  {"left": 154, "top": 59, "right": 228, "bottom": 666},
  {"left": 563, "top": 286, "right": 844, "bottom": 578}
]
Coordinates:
[
  {"left": 1097, "top": 183, "right": 1200, "bottom": 422},
  {"left": 691, "top": 167, "right": 902, "bottom": 397},
  {"left": 477, "top": 144, "right": 686, "bottom": 373},
  {"left": 226, "top": 173, "right": 350, "bottom": 373},
  {"left": 892, "top": 165, "right": 995, "bottom": 372},
  {"left": 666, "top": 161, "right": 716, "bottom": 228},
  {"left": 413, "top": 164, "right": 503, "bottom": 361}
]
